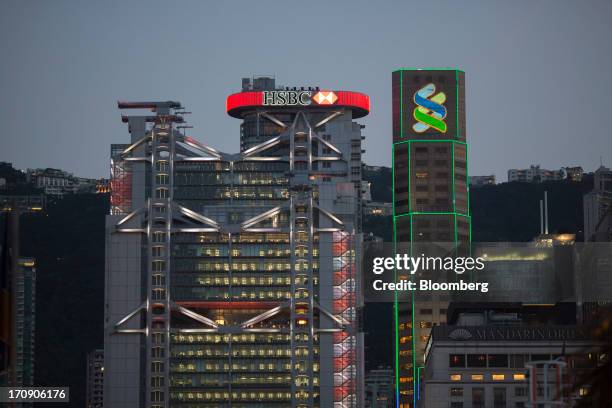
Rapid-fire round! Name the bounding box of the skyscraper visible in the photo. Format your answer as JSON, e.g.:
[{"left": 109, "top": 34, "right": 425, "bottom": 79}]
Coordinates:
[
  {"left": 86, "top": 349, "right": 104, "bottom": 408},
  {"left": 391, "top": 69, "right": 470, "bottom": 408},
  {"left": 104, "top": 80, "right": 369, "bottom": 407}
]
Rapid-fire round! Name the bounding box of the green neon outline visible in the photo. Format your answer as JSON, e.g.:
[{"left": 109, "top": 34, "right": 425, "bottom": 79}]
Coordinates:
[
  {"left": 400, "top": 71, "right": 404, "bottom": 139},
  {"left": 456, "top": 70, "right": 460, "bottom": 140},
  {"left": 393, "top": 139, "right": 467, "bottom": 146},
  {"left": 392, "top": 143, "right": 401, "bottom": 399}
]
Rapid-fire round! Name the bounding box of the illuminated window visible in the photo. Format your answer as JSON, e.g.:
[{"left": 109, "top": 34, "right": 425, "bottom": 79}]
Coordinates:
[
  {"left": 467, "top": 354, "right": 487, "bottom": 367},
  {"left": 449, "top": 354, "right": 466, "bottom": 368},
  {"left": 513, "top": 373, "right": 526, "bottom": 381},
  {"left": 450, "top": 374, "right": 462, "bottom": 381},
  {"left": 492, "top": 374, "right": 505, "bottom": 381},
  {"left": 471, "top": 374, "right": 484, "bottom": 381},
  {"left": 416, "top": 172, "right": 429, "bottom": 179}
]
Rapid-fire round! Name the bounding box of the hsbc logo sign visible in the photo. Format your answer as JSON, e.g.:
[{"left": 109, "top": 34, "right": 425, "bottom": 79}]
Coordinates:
[{"left": 262, "top": 91, "right": 338, "bottom": 106}]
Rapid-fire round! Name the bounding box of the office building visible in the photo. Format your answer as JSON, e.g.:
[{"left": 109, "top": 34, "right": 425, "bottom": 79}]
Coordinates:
[
  {"left": 14, "top": 257, "right": 35, "bottom": 387},
  {"left": 365, "top": 367, "right": 394, "bottom": 408},
  {"left": 105, "top": 81, "right": 369, "bottom": 407},
  {"left": 583, "top": 165, "right": 612, "bottom": 241},
  {"left": 1, "top": 196, "right": 43, "bottom": 387},
  {"left": 86, "top": 349, "right": 104, "bottom": 408},
  {"left": 392, "top": 68, "right": 470, "bottom": 408}
]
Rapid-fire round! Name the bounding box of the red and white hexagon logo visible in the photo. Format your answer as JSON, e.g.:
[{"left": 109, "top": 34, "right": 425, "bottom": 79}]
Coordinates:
[{"left": 312, "top": 91, "right": 338, "bottom": 105}]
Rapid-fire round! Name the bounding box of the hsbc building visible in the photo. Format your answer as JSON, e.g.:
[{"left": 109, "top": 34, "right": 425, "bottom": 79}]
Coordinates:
[{"left": 105, "top": 76, "right": 369, "bottom": 408}]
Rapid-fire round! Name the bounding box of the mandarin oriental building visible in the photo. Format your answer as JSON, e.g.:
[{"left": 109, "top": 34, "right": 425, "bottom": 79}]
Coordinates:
[{"left": 104, "top": 78, "right": 368, "bottom": 408}]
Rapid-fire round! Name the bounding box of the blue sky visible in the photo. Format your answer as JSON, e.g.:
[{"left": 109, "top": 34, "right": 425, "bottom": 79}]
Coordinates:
[{"left": 1, "top": 0, "right": 610, "bottom": 179}]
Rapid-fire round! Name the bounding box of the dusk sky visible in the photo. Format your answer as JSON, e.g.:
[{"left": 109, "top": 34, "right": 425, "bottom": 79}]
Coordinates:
[{"left": 1, "top": 0, "right": 610, "bottom": 179}]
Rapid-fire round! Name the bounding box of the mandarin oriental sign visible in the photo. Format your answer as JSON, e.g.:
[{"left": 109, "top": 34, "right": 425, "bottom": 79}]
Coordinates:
[{"left": 442, "top": 326, "right": 590, "bottom": 342}]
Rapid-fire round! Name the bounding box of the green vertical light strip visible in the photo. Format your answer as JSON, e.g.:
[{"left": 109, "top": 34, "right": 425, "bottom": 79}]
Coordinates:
[
  {"left": 452, "top": 141, "right": 456, "bottom": 214},
  {"left": 466, "top": 142, "right": 470, "bottom": 217},
  {"left": 400, "top": 71, "right": 404, "bottom": 139},
  {"left": 408, "top": 140, "right": 411, "bottom": 213},
  {"left": 392, "top": 145, "right": 400, "bottom": 400},
  {"left": 456, "top": 70, "right": 460, "bottom": 140},
  {"left": 409, "top": 212, "right": 416, "bottom": 406}
]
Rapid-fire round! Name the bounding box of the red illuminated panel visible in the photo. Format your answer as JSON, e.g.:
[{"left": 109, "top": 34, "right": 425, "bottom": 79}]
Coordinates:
[
  {"left": 334, "top": 91, "right": 370, "bottom": 115},
  {"left": 226, "top": 92, "right": 263, "bottom": 115}
]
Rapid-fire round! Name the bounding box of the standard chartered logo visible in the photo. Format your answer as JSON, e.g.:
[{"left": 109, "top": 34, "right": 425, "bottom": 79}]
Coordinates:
[{"left": 412, "top": 83, "right": 447, "bottom": 133}]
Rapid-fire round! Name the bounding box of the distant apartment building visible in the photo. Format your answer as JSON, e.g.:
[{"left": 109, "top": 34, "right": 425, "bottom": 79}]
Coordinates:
[
  {"left": 26, "top": 168, "right": 106, "bottom": 196},
  {"left": 365, "top": 367, "right": 394, "bottom": 408},
  {"left": 507, "top": 165, "right": 583, "bottom": 183},
  {"left": 584, "top": 165, "right": 612, "bottom": 241},
  {"left": 468, "top": 175, "right": 495, "bottom": 187},
  {"left": 86, "top": 349, "right": 104, "bottom": 408}
]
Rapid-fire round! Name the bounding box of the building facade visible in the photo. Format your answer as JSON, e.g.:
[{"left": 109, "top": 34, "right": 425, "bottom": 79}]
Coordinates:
[
  {"left": 86, "top": 349, "right": 104, "bottom": 408},
  {"left": 14, "top": 257, "right": 35, "bottom": 387},
  {"left": 583, "top": 165, "right": 612, "bottom": 241},
  {"left": 104, "top": 83, "right": 369, "bottom": 408},
  {"left": 392, "top": 68, "right": 471, "bottom": 408},
  {"left": 364, "top": 367, "right": 394, "bottom": 408}
]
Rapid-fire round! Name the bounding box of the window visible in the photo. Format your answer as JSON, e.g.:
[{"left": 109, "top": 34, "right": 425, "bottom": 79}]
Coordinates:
[
  {"left": 450, "top": 374, "right": 462, "bottom": 381},
  {"left": 510, "top": 354, "right": 525, "bottom": 368},
  {"left": 514, "top": 386, "right": 527, "bottom": 397},
  {"left": 450, "top": 387, "right": 463, "bottom": 397},
  {"left": 415, "top": 147, "right": 428, "bottom": 153},
  {"left": 450, "top": 403, "right": 463, "bottom": 408},
  {"left": 151, "top": 376, "right": 164, "bottom": 387},
  {"left": 513, "top": 373, "right": 526, "bottom": 381},
  {"left": 492, "top": 374, "right": 505, "bottom": 381},
  {"left": 472, "top": 388, "right": 485, "bottom": 408},
  {"left": 434, "top": 160, "right": 448, "bottom": 167},
  {"left": 493, "top": 387, "right": 506, "bottom": 408},
  {"left": 471, "top": 374, "right": 484, "bottom": 381},
  {"left": 323, "top": 162, "right": 331, "bottom": 168},
  {"left": 488, "top": 354, "right": 509, "bottom": 367},
  {"left": 420, "top": 308, "right": 433, "bottom": 315},
  {"left": 467, "top": 354, "right": 487, "bottom": 367},
  {"left": 415, "top": 159, "right": 428, "bottom": 166},
  {"left": 449, "top": 354, "right": 466, "bottom": 368}
]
